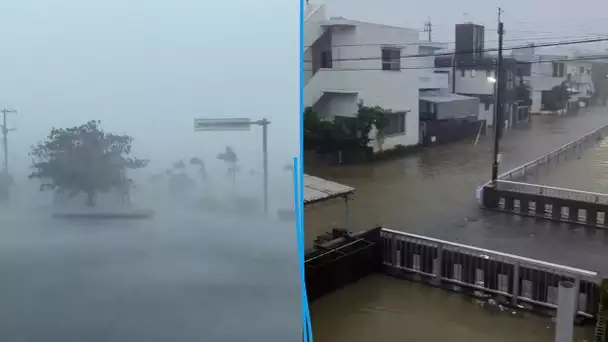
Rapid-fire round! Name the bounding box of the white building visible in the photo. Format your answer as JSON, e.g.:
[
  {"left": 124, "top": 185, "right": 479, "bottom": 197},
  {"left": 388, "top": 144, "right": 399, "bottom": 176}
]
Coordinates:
[
  {"left": 512, "top": 45, "right": 569, "bottom": 114},
  {"left": 565, "top": 56, "right": 594, "bottom": 105},
  {"left": 304, "top": 3, "right": 421, "bottom": 151}
]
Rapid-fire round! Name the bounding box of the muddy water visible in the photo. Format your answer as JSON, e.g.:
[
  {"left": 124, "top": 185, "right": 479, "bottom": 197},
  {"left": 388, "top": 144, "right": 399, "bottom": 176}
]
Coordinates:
[
  {"left": 311, "top": 275, "right": 593, "bottom": 342},
  {"left": 540, "top": 137, "right": 608, "bottom": 193},
  {"left": 306, "top": 106, "right": 608, "bottom": 342}
]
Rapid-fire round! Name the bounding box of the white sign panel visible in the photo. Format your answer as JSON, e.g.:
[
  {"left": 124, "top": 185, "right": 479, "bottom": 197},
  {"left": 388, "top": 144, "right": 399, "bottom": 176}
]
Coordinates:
[{"left": 194, "top": 118, "right": 252, "bottom": 131}]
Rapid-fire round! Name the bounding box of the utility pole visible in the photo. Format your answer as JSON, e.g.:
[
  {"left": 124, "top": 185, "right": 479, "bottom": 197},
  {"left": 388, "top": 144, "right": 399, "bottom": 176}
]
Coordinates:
[
  {"left": 491, "top": 8, "right": 504, "bottom": 182},
  {"left": 1, "top": 108, "right": 17, "bottom": 174},
  {"left": 423, "top": 17, "right": 433, "bottom": 42}
]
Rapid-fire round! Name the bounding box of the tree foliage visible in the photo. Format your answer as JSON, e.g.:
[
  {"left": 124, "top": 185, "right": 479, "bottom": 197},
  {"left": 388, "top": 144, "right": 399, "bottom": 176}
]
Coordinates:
[
  {"left": 543, "top": 82, "right": 571, "bottom": 111},
  {"left": 303, "top": 105, "right": 389, "bottom": 152},
  {"left": 28, "top": 120, "right": 148, "bottom": 206}
]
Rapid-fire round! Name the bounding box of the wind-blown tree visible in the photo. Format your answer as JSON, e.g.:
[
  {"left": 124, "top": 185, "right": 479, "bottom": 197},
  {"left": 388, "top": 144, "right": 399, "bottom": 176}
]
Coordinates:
[
  {"left": 543, "top": 82, "right": 571, "bottom": 111},
  {"left": 28, "top": 120, "right": 148, "bottom": 207},
  {"left": 190, "top": 157, "right": 208, "bottom": 181},
  {"left": 217, "top": 146, "right": 240, "bottom": 184}
]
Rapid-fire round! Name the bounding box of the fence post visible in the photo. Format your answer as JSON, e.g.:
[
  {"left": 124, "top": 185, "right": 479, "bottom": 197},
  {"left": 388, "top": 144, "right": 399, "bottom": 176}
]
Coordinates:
[
  {"left": 555, "top": 280, "right": 577, "bottom": 342},
  {"left": 433, "top": 243, "right": 444, "bottom": 286},
  {"left": 512, "top": 262, "right": 520, "bottom": 306}
]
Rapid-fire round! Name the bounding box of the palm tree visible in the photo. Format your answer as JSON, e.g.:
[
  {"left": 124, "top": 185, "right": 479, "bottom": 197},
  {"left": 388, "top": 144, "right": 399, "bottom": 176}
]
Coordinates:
[
  {"left": 190, "top": 157, "right": 208, "bottom": 182},
  {"left": 217, "top": 146, "right": 239, "bottom": 194}
]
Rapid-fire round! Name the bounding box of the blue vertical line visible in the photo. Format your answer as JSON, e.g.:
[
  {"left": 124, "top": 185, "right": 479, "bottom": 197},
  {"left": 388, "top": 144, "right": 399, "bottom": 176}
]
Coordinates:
[
  {"left": 293, "top": 157, "right": 307, "bottom": 342},
  {"left": 299, "top": 0, "right": 312, "bottom": 340},
  {"left": 294, "top": 0, "right": 312, "bottom": 342}
]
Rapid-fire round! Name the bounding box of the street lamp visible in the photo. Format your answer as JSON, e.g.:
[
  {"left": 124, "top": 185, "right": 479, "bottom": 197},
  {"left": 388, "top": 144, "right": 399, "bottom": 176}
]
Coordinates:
[{"left": 488, "top": 74, "right": 502, "bottom": 182}]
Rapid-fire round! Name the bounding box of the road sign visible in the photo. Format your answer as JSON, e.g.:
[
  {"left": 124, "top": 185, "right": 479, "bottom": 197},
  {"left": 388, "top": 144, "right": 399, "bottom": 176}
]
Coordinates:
[{"left": 194, "top": 118, "right": 252, "bottom": 131}]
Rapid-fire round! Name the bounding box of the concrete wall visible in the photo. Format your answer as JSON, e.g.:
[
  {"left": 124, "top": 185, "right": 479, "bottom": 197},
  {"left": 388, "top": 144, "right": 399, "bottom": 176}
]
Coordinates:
[
  {"left": 455, "top": 68, "right": 495, "bottom": 95},
  {"left": 478, "top": 102, "right": 494, "bottom": 127},
  {"left": 531, "top": 90, "right": 543, "bottom": 113}
]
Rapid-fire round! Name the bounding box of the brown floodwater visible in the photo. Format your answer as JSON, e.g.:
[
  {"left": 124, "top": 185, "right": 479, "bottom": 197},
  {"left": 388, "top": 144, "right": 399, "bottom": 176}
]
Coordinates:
[{"left": 306, "top": 106, "right": 608, "bottom": 342}]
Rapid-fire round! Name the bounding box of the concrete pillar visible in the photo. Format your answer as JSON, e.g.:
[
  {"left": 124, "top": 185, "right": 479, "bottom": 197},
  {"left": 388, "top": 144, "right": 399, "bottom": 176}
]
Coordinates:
[{"left": 555, "top": 280, "right": 576, "bottom": 342}]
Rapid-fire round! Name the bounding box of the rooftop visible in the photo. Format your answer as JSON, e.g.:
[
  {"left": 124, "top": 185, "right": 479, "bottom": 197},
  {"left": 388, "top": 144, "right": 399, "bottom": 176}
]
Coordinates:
[{"left": 304, "top": 174, "right": 355, "bottom": 206}]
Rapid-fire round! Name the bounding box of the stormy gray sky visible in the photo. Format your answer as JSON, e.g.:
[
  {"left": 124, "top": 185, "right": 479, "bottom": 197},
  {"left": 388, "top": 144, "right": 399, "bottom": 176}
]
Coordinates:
[
  {"left": 322, "top": 0, "right": 608, "bottom": 53},
  {"left": 0, "top": 0, "right": 299, "bottom": 184}
]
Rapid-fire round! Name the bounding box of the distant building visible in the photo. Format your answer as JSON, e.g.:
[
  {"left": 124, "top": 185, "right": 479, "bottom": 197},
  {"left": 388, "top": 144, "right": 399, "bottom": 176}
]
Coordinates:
[
  {"left": 436, "top": 23, "right": 532, "bottom": 128},
  {"left": 565, "top": 55, "right": 594, "bottom": 106}
]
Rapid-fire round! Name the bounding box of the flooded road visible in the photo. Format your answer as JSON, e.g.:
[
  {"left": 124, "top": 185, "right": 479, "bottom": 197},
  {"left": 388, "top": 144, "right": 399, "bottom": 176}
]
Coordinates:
[
  {"left": 0, "top": 207, "right": 300, "bottom": 342},
  {"left": 306, "top": 106, "right": 608, "bottom": 258},
  {"left": 306, "top": 106, "right": 608, "bottom": 342},
  {"left": 540, "top": 136, "right": 608, "bottom": 193}
]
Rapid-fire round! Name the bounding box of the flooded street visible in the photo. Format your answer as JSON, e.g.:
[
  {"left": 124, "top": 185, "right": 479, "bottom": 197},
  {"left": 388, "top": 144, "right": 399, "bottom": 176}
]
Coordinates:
[
  {"left": 540, "top": 137, "right": 608, "bottom": 193},
  {"left": 306, "top": 106, "right": 608, "bottom": 342},
  {"left": 311, "top": 274, "right": 593, "bottom": 342}
]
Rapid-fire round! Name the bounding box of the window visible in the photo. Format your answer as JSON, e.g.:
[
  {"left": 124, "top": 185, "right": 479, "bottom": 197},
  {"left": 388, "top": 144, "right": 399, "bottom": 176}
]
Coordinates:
[
  {"left": 381, "top": 47, "right": 401, "bottom": 71},
  {"left": 486, "top": 70, "right": 492, "bottom": 78},
  {"left": 320, "top": 50, "right": 332, "bottom": 68},
  {"left": 580, "top": 66, "right": 585, "bottom": 74},
  {"left": 385, "top": 112, "right": 406, "bottom": 135},
  {"left": 461, "top": 68, "right": 465, "bottom": 77}
]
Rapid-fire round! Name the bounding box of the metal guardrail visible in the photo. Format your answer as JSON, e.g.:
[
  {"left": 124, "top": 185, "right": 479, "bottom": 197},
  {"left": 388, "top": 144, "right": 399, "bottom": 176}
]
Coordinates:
[
  {"left": 380, "top": 228, "right": 601, "bottom": 318},
  {"left": 495, "top": 180, "right": 608, "bottom": 205}
]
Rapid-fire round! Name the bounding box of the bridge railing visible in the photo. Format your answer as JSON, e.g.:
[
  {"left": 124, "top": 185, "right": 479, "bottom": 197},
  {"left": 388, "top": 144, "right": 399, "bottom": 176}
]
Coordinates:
[
  {"left": 495, "top": 180, "right": 608, "bottom": 205},
  {"left": 477, "top": 123, "right": 608, "bottom": 205},
  {"left": 380, "top": 228, "right": 601, "bottom": 318},
  {"left": 496, "top": 123, "right": 608, "bottom": 184}
]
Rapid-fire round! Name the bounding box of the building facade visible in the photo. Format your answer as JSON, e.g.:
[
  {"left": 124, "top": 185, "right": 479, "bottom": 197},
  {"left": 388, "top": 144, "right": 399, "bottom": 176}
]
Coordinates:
[
  {"left": 304, "top": 3, "right": 421, "bottom": 151},
  {"left": 435, "top": 23, "right": 532, "bottom": 128}
]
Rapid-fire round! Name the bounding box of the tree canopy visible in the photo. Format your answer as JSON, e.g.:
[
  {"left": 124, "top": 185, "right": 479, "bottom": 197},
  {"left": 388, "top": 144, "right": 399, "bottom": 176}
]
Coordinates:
[
  {"left": 543, "top": 82, "right": 571, "bottom": 111},
  {"left": 28, "top": 120, "right": 148, "bottom": 206},
  {"left": 303, "top": 105, "right": 389, "bottom": 152}
]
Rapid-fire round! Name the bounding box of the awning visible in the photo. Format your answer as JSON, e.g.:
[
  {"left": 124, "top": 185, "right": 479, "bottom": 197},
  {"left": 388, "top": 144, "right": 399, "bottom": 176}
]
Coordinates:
[
  {"left": 420, "top": 90, "right": 478, "bottom": 103},
  {"left": 304, "top": 174, "right": 355, "bottom": 206}
]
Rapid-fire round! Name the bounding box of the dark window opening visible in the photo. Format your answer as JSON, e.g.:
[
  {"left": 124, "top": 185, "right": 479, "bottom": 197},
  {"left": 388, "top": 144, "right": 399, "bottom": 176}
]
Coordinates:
[{"left": 381, "top": 48, "right": 401, "bottom": 71}]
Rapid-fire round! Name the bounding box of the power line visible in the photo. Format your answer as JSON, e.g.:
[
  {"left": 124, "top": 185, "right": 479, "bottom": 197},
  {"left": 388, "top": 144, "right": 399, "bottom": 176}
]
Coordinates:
[
  {"left": 304, "top": 34, "right": 608, "bottom": 49},
  {"left": 303, "top": 37, "right": 608, "bottom": 63},
  {"left": 304, "top": 54, "right": 608, "bottom": 72}
]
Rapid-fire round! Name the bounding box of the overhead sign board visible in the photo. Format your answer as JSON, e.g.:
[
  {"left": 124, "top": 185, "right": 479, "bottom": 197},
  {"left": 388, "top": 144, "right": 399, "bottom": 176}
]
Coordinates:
[{"left": 194, "top": 118, "right": 252, "bottom": 131}]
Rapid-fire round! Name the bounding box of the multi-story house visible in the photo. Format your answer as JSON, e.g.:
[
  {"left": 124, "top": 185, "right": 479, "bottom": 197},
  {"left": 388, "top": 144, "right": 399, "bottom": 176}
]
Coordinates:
[
  {"left": 512, "top": 45, "right": 569, "bottom": 114},
  {"left": 565, "top": 55, "right": 594, "bottom": 106},
  {"left": 304, "top": 3, "right": 421, "bottom": 151},
  {"left": 304, "top": 3, "right": 481, "bottom": 150},
  {"left": 435, "top": 23, "right": 532, "bottom": 129}
]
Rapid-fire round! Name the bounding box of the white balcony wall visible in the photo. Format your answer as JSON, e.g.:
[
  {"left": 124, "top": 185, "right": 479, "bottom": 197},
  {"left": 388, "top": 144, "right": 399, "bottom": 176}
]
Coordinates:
[
  {"left": 304, "top": 4, "right": 326, "bottom": 50},
  {"left": 455, "top": 69, "right": 494, "bottom": 95},
  {"left": 525, "top": 75, "right": 564, "bottom": 91},
  {"left": 420, "top": 73, "right": 449, "bottom": 89}
]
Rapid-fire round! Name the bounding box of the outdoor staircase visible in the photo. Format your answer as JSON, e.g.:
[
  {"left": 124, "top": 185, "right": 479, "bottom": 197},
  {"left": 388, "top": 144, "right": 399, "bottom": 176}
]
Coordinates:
[{"left": 595, "top": 279, "right": 608, "bottom": 342}]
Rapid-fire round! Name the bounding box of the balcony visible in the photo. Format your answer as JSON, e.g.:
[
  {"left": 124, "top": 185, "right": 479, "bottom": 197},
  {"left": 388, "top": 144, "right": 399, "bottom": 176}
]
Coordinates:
[
  {"left": 570, "top": 74, "right": 593, "bottom": 84},
  {"left": 419, "top": 73, "right": 449, "bottom": 90},
  {"left": 524, "top": 75, "right": 565, "bottom": 92}
]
